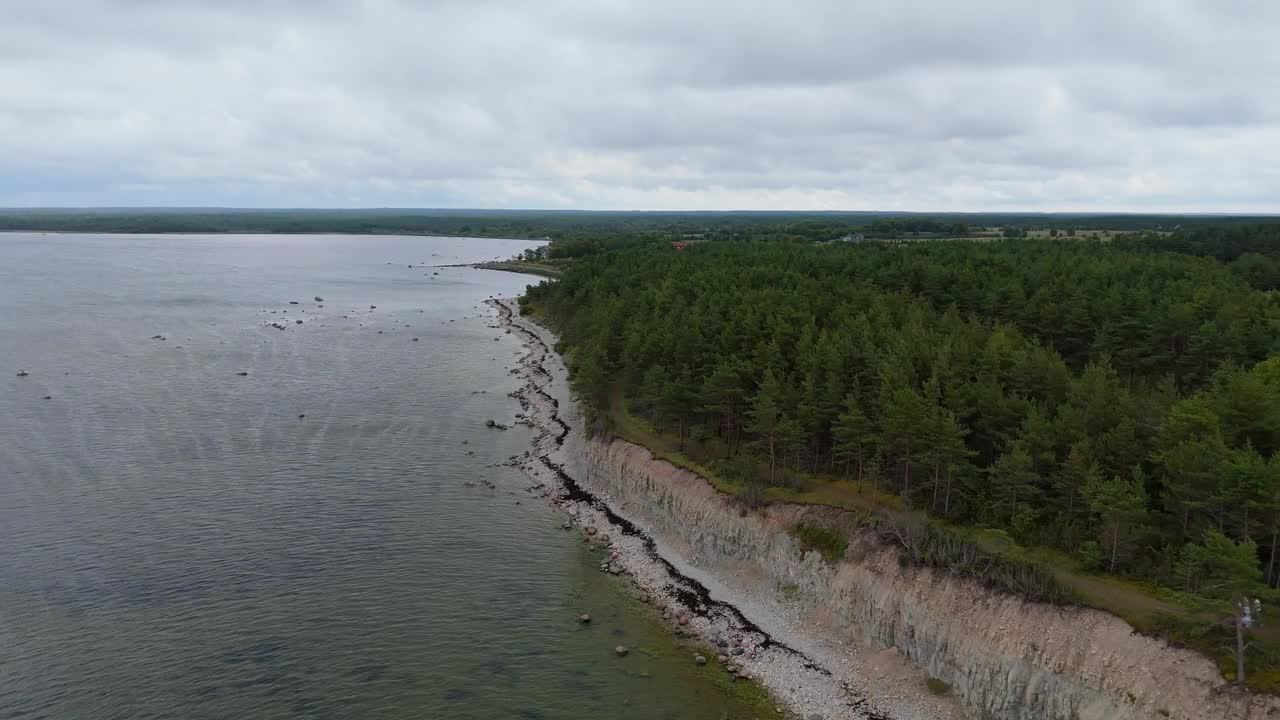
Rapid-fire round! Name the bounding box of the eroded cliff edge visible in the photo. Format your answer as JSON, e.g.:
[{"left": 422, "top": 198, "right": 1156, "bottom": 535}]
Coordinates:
[
  {"left": 498, "top": 296, "right": 1278, "bottom": 720},
  {"left": 573, "top": 437, "right": 1280, "bottom": 720}
]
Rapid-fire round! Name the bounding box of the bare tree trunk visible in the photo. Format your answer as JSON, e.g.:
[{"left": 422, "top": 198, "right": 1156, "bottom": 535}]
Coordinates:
[
  {"left": 1269, "top": 523, "right": 1279, "bottom": 587},
  {"left": 903, "top": 458, "right": 911, "bottom": 500},
  {"left": 1109, "top": 524, "right": 1119, "bottom": 573},
  {"left": 1011, "top": 484, "right": 1017, "bottom": 525},
  {"left": 902, "top": 439, "right": 911, "bottom": 500},
  {"left": 768, "top": 434, "right": 775, "bottom": 485},
  {"left": 1236, "top": 609, "right": 1247, "bottom": 686}
]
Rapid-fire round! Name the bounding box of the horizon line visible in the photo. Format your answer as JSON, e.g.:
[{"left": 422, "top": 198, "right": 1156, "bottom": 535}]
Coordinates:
[{"left": 2, "top": 206, "right": 1278, "bottom": 217}]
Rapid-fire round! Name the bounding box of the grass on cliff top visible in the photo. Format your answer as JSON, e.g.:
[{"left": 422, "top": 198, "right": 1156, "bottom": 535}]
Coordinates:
[{"left": 603, "top": 396, "right": 1280, "bottom": 693}]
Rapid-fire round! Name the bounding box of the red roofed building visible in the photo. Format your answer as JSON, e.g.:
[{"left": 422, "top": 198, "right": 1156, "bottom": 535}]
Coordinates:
[{"left": 671, "top": 241, "right": 690, "bottom": 250}]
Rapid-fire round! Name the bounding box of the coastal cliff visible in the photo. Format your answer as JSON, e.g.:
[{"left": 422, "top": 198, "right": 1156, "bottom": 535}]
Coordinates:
[
  {"left": 572, "top": 436, "right": 1280, "bottom": 720},
  {"left": 496, "top": 297, "right": 1279, "bottom": 720}
]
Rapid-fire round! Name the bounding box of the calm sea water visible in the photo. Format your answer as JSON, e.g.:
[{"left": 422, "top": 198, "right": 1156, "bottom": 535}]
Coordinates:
[{"left": 0, "top": 233, "right": 774, "bottom": 720}]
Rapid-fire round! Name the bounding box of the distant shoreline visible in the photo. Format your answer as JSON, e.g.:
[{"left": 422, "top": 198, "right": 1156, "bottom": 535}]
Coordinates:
[{"left": 0, "top": 229, "right": 547, "bottom": 243}]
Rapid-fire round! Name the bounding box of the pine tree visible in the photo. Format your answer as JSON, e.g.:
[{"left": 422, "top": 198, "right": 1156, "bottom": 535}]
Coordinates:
[
  {"left": 928, "top": 406, "right": 971, "bottom": 514},
  {"left": 661, "top": 370, "right": 699, "bottom": 452},
  {"left": 701, "top": 361, "right": 747, "bottom": 457},
  {"left": 571, "top": 349, "right": 609, "bottom": 430},
  {"left": 1177, "top": 529, "right": 1270, "bottom": 685},
  {"left": 1224, "top": 445, "right": 1272, "bottom": 543},
  {"left": 987, "top": 442, "right": 1039, "bottom": 528},
  {"left": 1019, "top": 403, "right": 1058, "bottom": 476},
  {"left": 747, "top": 370, "right": 785, "bottom": 485},
  {"left": 879, "top": 385, "right": 928, "bottom": 501},
  {"left": 1087, "top": 468, "right": 1149, "bottom": 573},
  {"left": 1213, "top": 365, "right": 1280, "bottom": 456},
  {"left": 777, "top": 415, "right": 806, "bottom": 473},
  {"left": 832, "top": 392, "right": 875, "bottom": 491},
  {"left": 637, "top": 365, "right": 667, "bottom": 424},
  {"left": 1156, "top": 395, "right": 1229, "bottom": 540},
  {"left": 1052, "top": 447, "right": 1101, "bottom": 548}
]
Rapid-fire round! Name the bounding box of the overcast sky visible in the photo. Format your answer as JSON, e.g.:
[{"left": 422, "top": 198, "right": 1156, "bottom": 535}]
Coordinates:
[{"left": 3, "top": 1, "right": 1278, "bottom": 211}]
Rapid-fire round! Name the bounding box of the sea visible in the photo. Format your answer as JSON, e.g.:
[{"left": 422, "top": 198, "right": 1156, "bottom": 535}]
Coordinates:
[{"left": 0, "top": 232, "right": 775, "bottom": 720}]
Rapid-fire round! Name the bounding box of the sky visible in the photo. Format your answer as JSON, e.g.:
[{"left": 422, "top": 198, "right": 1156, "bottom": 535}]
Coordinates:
[{"left": 3, "top": 0, "right": 1279, "bottom": 212}]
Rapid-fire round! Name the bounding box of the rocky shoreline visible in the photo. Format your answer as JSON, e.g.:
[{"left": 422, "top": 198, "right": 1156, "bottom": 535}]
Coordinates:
[{"left": 488, "top": 298, "right": 957, "bottom": 720}]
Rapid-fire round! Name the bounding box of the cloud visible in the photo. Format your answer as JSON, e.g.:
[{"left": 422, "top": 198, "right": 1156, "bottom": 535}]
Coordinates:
[{"left": 1, "top": 0, "right": 1278, "bottom": 211}]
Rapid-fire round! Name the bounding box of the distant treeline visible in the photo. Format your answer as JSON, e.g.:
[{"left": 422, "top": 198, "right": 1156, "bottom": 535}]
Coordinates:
[
  {"left": 3, "top": 208, "right": 1274, "bottom": 246},
  {"left": 1120, "top": 223, "right": 1280, "bottom": 291},
  {"left": 0, "top": 209, "right": 561, "bottom": 240}
]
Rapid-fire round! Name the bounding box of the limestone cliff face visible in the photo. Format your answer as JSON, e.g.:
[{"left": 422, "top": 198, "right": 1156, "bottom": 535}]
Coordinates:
[{"left": 574, "top": 436, "right": 1280, "bottom": 720}]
